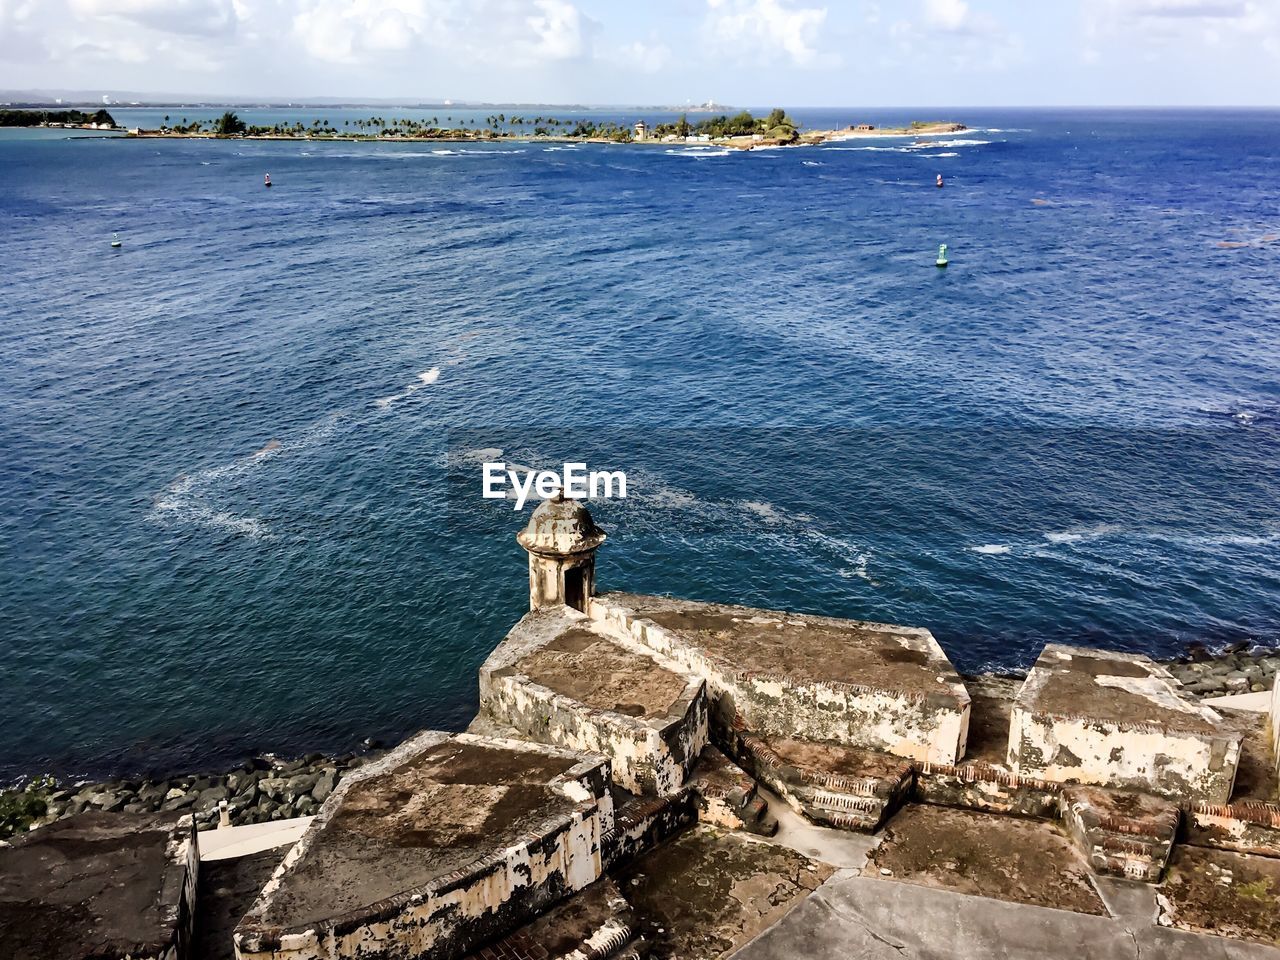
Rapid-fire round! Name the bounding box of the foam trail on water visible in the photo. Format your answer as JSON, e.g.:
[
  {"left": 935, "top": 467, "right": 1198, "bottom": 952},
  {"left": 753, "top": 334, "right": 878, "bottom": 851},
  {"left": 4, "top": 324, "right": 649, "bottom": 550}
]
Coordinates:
[{"left": 375, "top": 367, "right": 442, "bottom": 409}]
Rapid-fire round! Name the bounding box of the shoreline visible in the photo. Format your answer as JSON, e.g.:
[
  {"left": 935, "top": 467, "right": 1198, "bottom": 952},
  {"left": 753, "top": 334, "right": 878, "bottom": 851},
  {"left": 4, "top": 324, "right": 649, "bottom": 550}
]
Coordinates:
[{"left": 4, "top": 640, "right": 1274, "bottom": 840}]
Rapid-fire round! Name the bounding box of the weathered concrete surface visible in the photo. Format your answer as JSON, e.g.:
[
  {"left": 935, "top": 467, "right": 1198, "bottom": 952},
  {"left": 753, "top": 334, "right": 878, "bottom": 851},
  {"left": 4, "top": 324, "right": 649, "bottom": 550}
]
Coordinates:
[
  {"left": 1161, "top": 845, "right": 1280, "bottom": 946},
  {"left": 754, "top": 785, "right": 879, "bottom": 870},
  {"left": 1009, "top": 644, "right": 1242, "bottom": 803},
  {"left": 589, "top": 592, "right": 970, "bottom": 765},
  {"left": 602, "top": 787, "right": 699, "bottom": 871},
  {"left": 481, "top": 606, "right": 708, "bottom": 795},
  {"left": 198, "top": 816, "right": 314, "bottom": 861},
  {"left": 870, "top": 803, "right": 1106, "bottom": 915},
  {"left": 731, "top": 871, "right": 1280, "bottom": 959},
  {"left": 0, "top": 811, "right": 196, "bottom": 960},
  {"left": 616, "top": 825, "right": 832, "bottom": 959},
  {"left": 235, "top": 731, "right": 614, "bottom": 960},
  {"left": 1059, "top": 785, "right": 1179, "bottom": 882}
]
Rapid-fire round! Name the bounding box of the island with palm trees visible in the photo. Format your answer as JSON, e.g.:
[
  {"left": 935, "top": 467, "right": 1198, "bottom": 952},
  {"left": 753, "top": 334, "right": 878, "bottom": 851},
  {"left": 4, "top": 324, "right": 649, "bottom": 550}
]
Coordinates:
[{"left": 128, "top": 109, "right": 966, "bottom": 150}]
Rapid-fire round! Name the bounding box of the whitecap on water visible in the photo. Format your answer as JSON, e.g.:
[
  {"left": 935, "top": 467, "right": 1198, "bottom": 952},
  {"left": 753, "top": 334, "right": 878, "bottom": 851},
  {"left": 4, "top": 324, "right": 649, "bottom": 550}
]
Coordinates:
[
  {"left": 375, "top": 366, "right": 442, "bottom": 409},
  {"left": 970, "top": 544, "right": 1012, "bottom": 555}
]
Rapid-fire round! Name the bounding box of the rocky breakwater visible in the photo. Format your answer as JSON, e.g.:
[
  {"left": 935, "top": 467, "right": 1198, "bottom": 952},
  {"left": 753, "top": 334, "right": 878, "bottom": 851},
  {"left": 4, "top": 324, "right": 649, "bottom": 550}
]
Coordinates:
[
  {"left": 0, "top": 748, "right": 386, "bottom": 841},
  {"left": 1163, "top": 644, "right": 1280, "bottom": 699}
]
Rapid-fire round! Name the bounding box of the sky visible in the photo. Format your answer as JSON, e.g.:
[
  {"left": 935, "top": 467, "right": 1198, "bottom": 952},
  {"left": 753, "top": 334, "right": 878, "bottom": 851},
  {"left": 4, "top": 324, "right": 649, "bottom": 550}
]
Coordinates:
[{"left": 1, "top": 0, "right": 1278, "bottom": 106}]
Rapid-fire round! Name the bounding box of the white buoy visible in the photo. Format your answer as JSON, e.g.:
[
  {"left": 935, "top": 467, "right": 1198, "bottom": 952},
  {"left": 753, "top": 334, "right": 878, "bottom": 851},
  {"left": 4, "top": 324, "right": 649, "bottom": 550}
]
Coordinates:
[
  {"left": 936, "top": 243, "right": 949, "bottom": 268},
  {"left": 110, "top": 232, "right": 122, "bottom": 248}
]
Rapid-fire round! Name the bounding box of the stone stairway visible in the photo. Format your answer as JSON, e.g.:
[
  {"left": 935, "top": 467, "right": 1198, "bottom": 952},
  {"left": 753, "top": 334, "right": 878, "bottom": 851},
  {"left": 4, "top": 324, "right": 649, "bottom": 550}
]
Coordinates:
[
  {"left": 462, "top": 878, "right": 647, "bottom": 960},
  {"left": 687, "top": 745, "right": 778, "bottom": 836},
  {"left": 734, "top": 732, "right": 914, "bottom": 832}
]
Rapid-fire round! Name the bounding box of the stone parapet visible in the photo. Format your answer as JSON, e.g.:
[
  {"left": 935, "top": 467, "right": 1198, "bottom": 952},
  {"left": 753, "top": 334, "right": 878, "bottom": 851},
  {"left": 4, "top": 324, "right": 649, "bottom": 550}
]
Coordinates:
[
  {"left": 480, "top": 607, "right": 708, "bottom": 796},
  {"left": 914, "top": 760, "right": 1062, "bottom": 819},
  {"left": 1186, "top": 800, "right": 1280, "bottom": 858},
  {"left": 588, "top": 593, "right": 970, "bottom": 765},
  {"left": 1008, "top": 644, "right": 1242, "bottom": 804},
  {"left": 234, "top": 732, "right": 614, "bottom": 960},
  {"left": 0, "top": 811, "right": 197, "bottom": 960}
]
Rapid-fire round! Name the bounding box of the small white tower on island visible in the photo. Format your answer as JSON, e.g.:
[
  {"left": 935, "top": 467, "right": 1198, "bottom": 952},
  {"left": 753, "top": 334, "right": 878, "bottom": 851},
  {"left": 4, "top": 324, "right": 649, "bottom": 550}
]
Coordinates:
[{"left": 516, "top": 492, "right": 606, "bottom": 612}]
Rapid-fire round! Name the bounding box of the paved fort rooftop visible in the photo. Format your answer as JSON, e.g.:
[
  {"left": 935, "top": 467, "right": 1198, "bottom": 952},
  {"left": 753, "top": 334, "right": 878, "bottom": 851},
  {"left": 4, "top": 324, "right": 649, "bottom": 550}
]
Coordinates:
[{"left": 6, "top": 493, "right": 1279, "bottom": 960}]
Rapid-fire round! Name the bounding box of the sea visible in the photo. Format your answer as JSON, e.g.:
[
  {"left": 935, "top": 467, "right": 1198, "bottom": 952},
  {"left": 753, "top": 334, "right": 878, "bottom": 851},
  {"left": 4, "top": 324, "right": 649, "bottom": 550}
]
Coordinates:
[{"left": 2, "top": 107, "right": 1278, "bottom": 782}]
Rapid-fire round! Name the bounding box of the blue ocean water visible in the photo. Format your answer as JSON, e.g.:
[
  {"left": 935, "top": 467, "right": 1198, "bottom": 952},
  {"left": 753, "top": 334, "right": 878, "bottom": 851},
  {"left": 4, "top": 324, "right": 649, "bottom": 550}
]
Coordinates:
[{"left": 2, "top": 108, "right": 1279, "bottom": 781}]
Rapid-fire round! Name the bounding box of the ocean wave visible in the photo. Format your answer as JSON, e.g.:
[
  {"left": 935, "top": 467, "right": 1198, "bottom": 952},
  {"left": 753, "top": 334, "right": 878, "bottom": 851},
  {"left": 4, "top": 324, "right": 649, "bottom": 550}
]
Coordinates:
[
  {"left": 147, "top": 417, "right": 345, "bottom": 539},
  {"left": 921, "top": 152, "right": 959, "bottom": 158},
  {"left": 458, "top": 447, "right": 504, "bottom": 464},
  {"left": 150, "top": 442, "right": 282, "bottom": 539},
  {"left": 1043, "top": 524, "right": 1122, "bottom": 544},
  {"left": 375, "top": 366, "right": 442, "bottom": 409},
  {"left": 802, "top": 160, "right": 823, "bottom": 167},
  {"left": 921, "top": 139, "right": 991, "bottom": 148},
  {"left": 970, "top": 544, "right": 1012, "bottom": 555},
  {"left": 739, "top": 500, "right": 784, "bottom": 523},
  {"left": 1198, "top": 401, "right": 1275, "bottom": 426},
  {"left": 666, "top": 149, "right": 732, "bottom": 159}
]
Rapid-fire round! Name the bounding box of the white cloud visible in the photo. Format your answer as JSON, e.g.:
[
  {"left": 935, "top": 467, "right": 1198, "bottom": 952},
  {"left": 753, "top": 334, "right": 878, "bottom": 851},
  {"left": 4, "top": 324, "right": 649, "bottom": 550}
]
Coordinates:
[
  {"left": 704, "top": 0, "right": 830, "bottom": 67},
  {"left": 1085, "top": 0, "right": 1276, "bottom": 49},
  {"left": 290, "top": 0, "right": 442, "bottom": 63},
  {"left": 923, "top": 0, "right": 970, "bottom": 32},
  {"left": 526, "top": 0, "right": 589, "bottom": 60},
  {"left": 617, "top": 38, "right": 672, "bottom": 74},
  {"left": 889, "top": 0, "right": 1020, "bottom": 68},
  {"left": 1121, "top": 0, "right": 1249, "bottom": 17},
  {"left": 286, "top": 0, "right": 596, "bottom": 67},
  {"left": 68, "top": 0, "right": 240, "bottom": 37}
]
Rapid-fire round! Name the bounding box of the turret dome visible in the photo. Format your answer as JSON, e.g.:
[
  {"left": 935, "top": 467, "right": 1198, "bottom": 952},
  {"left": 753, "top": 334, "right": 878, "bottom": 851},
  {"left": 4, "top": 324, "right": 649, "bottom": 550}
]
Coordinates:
[{"left": 516, "top": 493, "right": 607, "bottom": 557}]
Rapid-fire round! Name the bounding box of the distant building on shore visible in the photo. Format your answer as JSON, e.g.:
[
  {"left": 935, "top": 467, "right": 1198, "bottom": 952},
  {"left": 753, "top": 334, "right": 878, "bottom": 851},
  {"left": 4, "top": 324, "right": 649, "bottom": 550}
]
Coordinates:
[{"left": 633, "top": 120, "right": 648, "bottom": 141}]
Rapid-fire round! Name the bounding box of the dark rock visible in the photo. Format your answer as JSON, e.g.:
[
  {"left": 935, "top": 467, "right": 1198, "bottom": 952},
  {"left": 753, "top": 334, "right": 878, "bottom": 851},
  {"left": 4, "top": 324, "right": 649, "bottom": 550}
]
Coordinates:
[
  {"left": 283, "top": 774, "right": 318, "bottom": 802},
  {"left": 161, "top": 792, "right": 196, "bottom": 812},
  {"left": 197, "top": 786, "right": 229, "bottom": 809},
  {"left": 312, "top": 770, "right": 339, "bottom": 803}
]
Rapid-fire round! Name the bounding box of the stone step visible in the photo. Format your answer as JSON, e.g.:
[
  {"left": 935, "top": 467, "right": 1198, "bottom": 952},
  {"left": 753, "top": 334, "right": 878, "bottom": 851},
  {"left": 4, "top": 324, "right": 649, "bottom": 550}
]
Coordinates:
[
  {"left": 1059, "top": 785, "right": 1180, "bottom": 883},
  {"left": 686, "top": 745, "right": 778, "bottom": 836},
  {"left": 463, "top": 878, "right": 645, "bottom": 960},
  {"left": 735, "top": 733, "right": 914, "bottom": 832}
]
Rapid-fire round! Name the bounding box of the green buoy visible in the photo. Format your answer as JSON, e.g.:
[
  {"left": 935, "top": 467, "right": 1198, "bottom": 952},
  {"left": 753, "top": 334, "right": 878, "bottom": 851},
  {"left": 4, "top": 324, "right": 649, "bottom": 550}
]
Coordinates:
[{"left": 935, "top": 243, "right": 948, "bottom": 268}]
